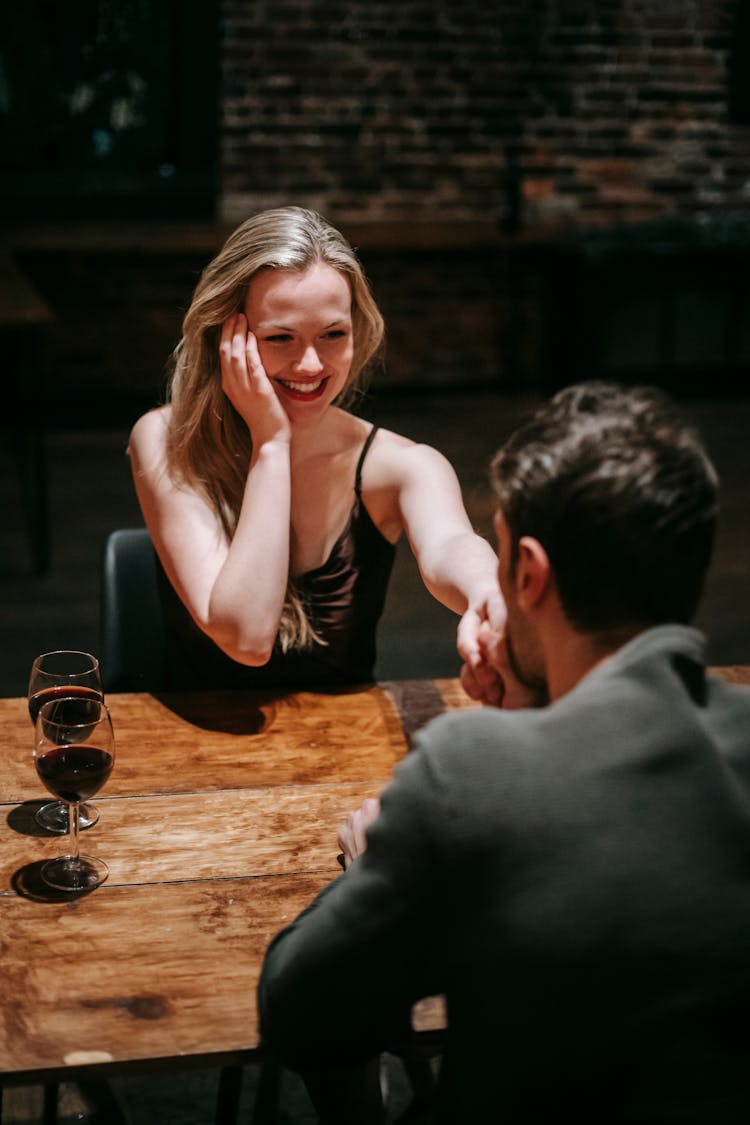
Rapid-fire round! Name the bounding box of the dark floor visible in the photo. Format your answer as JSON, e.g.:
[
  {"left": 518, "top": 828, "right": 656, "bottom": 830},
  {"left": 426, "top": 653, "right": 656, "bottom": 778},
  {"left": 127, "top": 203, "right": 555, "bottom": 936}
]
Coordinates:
[
  {"left": 2, "top": 388, "right": 749, "bottom": 1124},
  {"left": 1, "top": 1056, "right": 418, "bottom": 1124}
]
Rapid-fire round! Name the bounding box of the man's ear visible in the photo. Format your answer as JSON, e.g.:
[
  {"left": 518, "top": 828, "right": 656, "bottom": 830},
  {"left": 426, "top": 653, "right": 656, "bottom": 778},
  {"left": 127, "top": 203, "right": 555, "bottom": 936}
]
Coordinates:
[{"left": 515, "top": 536, "right": 552, "bottom": 609}]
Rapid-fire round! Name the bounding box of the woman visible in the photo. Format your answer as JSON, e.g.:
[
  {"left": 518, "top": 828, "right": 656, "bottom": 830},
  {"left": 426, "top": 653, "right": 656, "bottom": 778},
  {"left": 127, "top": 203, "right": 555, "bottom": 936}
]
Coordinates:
[{"left": 129, "top": 206, "right": 504, "bottom": 693}]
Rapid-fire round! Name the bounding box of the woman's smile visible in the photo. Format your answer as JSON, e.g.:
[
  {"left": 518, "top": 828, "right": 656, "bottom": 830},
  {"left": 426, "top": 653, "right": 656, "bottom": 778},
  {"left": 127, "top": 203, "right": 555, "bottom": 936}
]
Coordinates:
[{"left": 275, "top": 376, "right": 329, "bottom": 399}]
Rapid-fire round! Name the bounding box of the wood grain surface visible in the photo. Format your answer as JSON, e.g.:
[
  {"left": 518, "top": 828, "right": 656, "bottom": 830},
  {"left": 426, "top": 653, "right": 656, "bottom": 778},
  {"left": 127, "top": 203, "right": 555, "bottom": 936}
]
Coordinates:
[
  {"left": 1, "top": 679, "right": 474, "bottom": 804},
  {"left": 0, "top": 873, "right": 329, "bottom": 1079},
  {"left": 0, "top": 679, "right": 474, "bottom": 1085}
]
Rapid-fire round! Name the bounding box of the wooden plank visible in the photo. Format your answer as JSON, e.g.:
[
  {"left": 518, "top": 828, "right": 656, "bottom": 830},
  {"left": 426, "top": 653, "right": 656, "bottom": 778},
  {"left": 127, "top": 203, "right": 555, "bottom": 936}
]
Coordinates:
[
  {"left": 381, "top": 678, "right": 478, "bottom": 745},
  {"left": 0, "top": 873, "right": 329, "bottom": 1081},
  {"left": 1, "top": 684, "right": 411, "bottom": 803},
  {"left": 708, "top": 665, "right": 750, "bottom": 687},
  {"left": 2, "top": 782, "right": 384, "bottom": 893},
  {"left": 2, "top": 679, "right": 479, "bottom": 805}
]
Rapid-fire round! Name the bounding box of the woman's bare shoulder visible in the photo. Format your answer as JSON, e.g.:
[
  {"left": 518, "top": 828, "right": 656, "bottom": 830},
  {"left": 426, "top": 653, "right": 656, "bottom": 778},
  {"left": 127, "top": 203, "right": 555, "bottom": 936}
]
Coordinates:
[
  {"left": 130, "top": 404, "right": 171, "bottom": 442},
  {"left": 368, "top": 425, "right": 453, "bottom": 479},
  {"left": 128, "top": 406, "right": 172, "bottom": 464},
  {"left": 369, "top": 424, "right": 414, "bottom": 451}
]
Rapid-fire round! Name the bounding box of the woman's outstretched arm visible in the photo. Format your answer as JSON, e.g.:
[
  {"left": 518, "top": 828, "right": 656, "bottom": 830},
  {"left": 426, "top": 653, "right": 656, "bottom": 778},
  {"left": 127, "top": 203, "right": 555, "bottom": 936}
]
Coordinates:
[{"left": 370, "top": 439, "right": 506, "bottom": 703}]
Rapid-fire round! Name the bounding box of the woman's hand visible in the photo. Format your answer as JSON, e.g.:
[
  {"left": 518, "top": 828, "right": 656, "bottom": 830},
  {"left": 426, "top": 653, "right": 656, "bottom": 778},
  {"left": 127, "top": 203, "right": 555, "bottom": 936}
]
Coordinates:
[
  {"left": 219, "top": 314, "right": 291, "bottom": 448},
  {"left": 456, "top": 585, "right": 507, "bottom": 706},
  {"left": 460, "top": 620, "right": 546, "bottom": 710}
]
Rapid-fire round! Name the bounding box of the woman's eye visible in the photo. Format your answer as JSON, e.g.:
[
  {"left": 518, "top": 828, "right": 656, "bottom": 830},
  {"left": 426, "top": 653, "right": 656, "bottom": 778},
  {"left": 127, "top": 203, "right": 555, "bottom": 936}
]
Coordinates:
[
  {"left": 323, "top": 330, "right": 347, "bottom": 341},
  {"left": 265, "top": 334, "right": 293, "bottom": 344}
]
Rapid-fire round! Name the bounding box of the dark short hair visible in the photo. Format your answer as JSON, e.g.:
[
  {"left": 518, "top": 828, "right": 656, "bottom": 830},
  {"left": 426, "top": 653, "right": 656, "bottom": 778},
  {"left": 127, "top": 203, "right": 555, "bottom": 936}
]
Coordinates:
[{"left": 491, "top": 381, "right": 718, "bottom": 630}]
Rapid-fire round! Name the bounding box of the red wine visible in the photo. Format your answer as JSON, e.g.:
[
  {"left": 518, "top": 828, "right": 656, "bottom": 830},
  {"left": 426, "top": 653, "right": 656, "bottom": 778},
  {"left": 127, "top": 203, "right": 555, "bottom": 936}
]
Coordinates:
[
  {"left": 36, "top": 745, "right": 114, "bottom": 804},
  {"left": 29, "top": 684, "right": 103, "bottom": 725}
]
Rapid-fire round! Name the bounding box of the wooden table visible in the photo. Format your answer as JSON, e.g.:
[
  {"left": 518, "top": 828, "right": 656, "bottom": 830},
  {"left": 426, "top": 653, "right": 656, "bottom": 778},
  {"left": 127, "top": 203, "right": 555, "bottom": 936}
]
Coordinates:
[
  {"left": 2, "top": 669, "right": 748, "bottom": 1117},
  {"left": 0, "top": 679, "right": 473, "bottom": 1113}
]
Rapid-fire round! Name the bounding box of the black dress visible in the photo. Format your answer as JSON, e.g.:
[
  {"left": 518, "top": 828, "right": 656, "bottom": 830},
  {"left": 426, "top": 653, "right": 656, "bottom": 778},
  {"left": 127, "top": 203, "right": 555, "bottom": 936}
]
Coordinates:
[{"left": 156, "top": 426, "right": 396, "bottom": 689}]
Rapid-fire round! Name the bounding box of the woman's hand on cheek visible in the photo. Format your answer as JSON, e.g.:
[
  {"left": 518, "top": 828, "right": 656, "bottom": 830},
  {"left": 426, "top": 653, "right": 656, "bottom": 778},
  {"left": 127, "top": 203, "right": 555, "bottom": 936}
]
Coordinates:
[{"left": 219, "top": 315, "right": 291, "bottom": 447}]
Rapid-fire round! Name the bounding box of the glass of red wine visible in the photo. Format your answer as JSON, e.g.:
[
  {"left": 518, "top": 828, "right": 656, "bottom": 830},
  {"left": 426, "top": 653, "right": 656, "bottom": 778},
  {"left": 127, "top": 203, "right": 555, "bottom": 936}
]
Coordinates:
[
  {"left": 28, "top": 651, "right": 104, "bottom": 833},
  {"left": 34, "top": 695, "right": 115, "bottom": 891}
]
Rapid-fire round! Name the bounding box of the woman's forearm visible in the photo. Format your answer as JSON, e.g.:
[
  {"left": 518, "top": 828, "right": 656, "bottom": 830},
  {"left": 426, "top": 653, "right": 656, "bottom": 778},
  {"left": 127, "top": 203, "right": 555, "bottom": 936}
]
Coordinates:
[
  {"left": 417, "top": 529, "right": 500, "bottom": 617},
  {"left": 207, "top": 440, "right": 292, "bottom": 663}
]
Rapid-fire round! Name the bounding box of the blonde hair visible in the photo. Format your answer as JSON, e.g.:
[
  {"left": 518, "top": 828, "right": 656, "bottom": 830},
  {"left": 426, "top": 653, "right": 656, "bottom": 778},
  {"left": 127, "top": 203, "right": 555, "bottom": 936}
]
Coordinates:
[{"left": 166, "top": 206, "right": 385, "bottom": 652}]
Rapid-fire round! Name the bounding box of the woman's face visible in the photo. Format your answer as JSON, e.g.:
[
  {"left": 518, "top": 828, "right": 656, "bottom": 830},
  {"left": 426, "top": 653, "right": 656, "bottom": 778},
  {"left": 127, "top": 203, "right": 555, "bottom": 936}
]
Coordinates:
[{"left": 243, "top": 262, "right": 354, "bottom": 423}]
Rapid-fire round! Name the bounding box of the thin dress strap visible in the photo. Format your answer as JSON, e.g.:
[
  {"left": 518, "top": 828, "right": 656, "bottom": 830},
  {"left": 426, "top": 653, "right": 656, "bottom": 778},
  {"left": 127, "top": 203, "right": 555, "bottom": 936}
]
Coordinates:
[{"left": 354, "top": 426, "right": 379, "bottom": 497}]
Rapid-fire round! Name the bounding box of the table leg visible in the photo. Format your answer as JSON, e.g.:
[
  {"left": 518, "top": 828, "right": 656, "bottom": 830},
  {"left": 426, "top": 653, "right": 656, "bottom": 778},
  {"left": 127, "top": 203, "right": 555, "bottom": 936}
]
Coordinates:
[
  {"left": 76, "top": 1079, "right": 128, "bottom": 1123},
  {"left": 215, "top": 1064, "right": 244, "bottom": 1125},
  {"left": 252, "top": 1059, "right": 281, "bottom": 1125},
  {"left": 42, "top": 1083, "right": 58, "bottom": 1125}
]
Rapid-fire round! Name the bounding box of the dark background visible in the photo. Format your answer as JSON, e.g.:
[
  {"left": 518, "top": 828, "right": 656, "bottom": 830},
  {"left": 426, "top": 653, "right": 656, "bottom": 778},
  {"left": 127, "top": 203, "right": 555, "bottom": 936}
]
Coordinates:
[{"left": 1, "top": 0, "right": 748, "bottom": 699}]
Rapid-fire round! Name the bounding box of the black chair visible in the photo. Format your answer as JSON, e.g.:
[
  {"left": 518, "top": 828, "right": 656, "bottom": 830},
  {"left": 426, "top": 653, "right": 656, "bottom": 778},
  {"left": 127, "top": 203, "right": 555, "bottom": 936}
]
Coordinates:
[
  {"left": 98, "top": 527, "right": 280, "bottom": 1124},
  {"left": 99, "top": 528, "right": 166, "bottom": 694}
]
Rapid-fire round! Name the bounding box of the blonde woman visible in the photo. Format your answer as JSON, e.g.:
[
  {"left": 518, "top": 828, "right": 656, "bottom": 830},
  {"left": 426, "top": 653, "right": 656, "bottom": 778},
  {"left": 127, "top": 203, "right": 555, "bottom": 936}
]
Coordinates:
[{"left": 129, "top": 206, "right": 505, "bottom": 694}]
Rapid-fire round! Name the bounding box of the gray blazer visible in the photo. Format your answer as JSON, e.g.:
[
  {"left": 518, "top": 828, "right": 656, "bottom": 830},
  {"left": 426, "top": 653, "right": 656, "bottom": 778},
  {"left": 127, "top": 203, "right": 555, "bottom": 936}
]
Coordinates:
[{"left": 259, "top": 625, "right": 750, "bottom": 1123}]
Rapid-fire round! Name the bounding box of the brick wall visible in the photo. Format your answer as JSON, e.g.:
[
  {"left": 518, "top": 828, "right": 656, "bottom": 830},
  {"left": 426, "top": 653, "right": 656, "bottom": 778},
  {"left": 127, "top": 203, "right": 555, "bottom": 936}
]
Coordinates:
[
  {"left": 220, "top": 0, "right": 748, "bottom": 230},
  {"left": 13, "top": 2, "right": 750, "bottom": 402}
]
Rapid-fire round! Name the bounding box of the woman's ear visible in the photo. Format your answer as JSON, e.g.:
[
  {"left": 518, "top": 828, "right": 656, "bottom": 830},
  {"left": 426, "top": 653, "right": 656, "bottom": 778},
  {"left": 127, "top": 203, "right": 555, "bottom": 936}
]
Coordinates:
[{"left": 515, "top": 536, "right": 552, "bottom": 610}]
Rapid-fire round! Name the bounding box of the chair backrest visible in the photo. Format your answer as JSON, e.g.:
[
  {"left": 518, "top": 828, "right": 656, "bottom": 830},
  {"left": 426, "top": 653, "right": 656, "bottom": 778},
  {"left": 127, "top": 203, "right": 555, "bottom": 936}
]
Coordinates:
[{"left": 99, "top": 528, "right": 166, "bottom": 693}]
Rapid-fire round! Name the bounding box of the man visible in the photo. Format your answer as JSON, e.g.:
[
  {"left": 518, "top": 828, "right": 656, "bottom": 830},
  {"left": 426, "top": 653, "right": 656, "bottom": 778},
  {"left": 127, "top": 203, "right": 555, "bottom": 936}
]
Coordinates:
[{"left": 258, "top": 381, "right": 750, "bottom": 1123}]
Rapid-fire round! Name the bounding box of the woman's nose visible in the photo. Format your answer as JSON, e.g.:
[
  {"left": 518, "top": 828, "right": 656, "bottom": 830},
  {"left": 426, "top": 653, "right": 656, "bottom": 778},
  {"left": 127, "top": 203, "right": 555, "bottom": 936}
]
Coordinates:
[{"left": 294, "top": 345, "right": 324, "bottom": 374}]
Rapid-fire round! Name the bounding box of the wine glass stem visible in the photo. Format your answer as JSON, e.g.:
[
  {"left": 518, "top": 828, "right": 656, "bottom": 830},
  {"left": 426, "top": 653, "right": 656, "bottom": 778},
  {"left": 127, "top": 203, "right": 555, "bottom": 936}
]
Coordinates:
[{"left": 68, "top": 802, "right": 80, "bottom": 862}]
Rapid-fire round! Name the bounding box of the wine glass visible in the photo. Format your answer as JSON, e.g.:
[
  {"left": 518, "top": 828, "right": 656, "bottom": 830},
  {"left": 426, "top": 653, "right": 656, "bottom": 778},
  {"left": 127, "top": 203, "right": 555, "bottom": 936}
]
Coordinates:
[
  {"left": 34, "top": 696, "right": 115, "bottom": 891},
  {"left": 28, "top": 651, "right": 104, "bottom": 833}
]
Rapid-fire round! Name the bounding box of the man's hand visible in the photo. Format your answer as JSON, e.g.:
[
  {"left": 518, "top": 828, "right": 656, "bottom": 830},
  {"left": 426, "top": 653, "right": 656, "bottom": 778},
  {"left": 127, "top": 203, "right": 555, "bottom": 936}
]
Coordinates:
[
  {"left": 459, "top": 650, "right": 504, "bottom": 706},
  {"left": 337, "top": 797, "right": 381, "bottom": 870}
]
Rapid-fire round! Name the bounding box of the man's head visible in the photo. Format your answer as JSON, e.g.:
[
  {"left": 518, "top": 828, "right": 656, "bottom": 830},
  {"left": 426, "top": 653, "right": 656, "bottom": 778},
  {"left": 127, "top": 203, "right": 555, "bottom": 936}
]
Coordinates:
[{"left": 491, "top": 381, "right": 718, "bottom": 642}]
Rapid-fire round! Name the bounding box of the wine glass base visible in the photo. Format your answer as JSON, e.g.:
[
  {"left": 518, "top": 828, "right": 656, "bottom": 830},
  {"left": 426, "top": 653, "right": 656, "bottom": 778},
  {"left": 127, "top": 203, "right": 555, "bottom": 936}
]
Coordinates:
[
  {"left": 41, "top": 854, "right": 109, "bottom": 892},
  {"left": 35, "top": 801, "right": 99, "bottom": 834}
]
